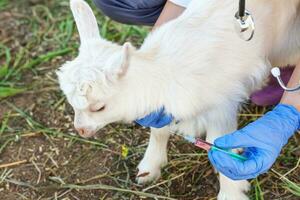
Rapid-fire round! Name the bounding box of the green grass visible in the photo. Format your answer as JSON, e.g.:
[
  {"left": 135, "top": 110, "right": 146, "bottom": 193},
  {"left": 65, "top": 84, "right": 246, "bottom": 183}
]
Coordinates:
[
  {"left": 272, "top": 166, "right": 300, "bottom": 197},
  {"left": 254, "top": 178, "right": 264, "bottom": 200},
  {"left": 0, "top": 45, "right": 27, "bottom": 98},
  {"left": 284, "top": 178, "right": 300, "bottom": 196},
  {"left": 0, "top": 44, "right": 10, "bottom": 78},
  {"left": 0, "top": 87, "right": 26, "bottom": 99},
  {"left": 0, "top": 0, "right": 8, "bottom": 10}
]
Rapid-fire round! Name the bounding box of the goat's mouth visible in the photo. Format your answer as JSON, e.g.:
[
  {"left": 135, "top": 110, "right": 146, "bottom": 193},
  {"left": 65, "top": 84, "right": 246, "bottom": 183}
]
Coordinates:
[
  {"left": 76, "top": 127, "right": 99, "bottom": 138},
  {"left": 86, "top": 127, "right": 104, "bottom": 138},
  {"left": 76, "top": 123, "right": 106, "bottom": 138},
  {"left": 78, "top": 130, "right": 97, "bottom": 138}
]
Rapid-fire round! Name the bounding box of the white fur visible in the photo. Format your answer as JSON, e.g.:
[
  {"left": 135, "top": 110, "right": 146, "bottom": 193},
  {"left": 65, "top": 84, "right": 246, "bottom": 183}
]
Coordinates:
[{"left": 57, "top": 0, "right": 300, "bottom": 199}]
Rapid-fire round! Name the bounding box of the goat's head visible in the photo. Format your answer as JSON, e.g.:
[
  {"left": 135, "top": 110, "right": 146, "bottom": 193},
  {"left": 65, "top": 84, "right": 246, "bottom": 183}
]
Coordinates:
[{"left": 57, "top": 0, "right": 135, "bottom": 138}]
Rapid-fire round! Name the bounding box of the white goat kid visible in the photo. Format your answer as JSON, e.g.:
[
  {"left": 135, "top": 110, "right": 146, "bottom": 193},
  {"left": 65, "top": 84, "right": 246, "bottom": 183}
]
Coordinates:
[{"left": 57, "top": 0, "right": 300, "bottom": 199}]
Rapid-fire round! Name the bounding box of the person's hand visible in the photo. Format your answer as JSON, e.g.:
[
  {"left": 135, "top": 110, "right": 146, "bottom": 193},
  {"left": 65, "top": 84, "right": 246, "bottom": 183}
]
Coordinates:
[
  {"left": 135, "top": 107, "right": 173, "bottom": 128},
  {"left": 208, "top": 104, "right": 300, "bottom": 180}
]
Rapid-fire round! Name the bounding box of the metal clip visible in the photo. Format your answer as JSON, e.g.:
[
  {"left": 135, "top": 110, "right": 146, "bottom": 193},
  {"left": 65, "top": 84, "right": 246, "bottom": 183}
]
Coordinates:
[{"left": 234, "top": 10, "right": 255, "bottom": 41}]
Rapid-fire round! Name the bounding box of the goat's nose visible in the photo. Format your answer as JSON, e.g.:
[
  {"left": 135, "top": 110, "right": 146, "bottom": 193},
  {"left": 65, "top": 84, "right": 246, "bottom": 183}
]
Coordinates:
[
  {"left": 76, "top": 128, "right": 85, "bottom": 135},
  {"left": 76, "top": 127, "right": 89, "bottom": 137}
]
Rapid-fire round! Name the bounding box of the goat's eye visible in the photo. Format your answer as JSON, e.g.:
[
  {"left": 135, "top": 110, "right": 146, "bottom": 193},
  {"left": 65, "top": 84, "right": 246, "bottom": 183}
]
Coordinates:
[
  {"left": 90, "top": 103, "right": 105, "bottom": 112},
  {"left": 96, "top": 106, "right": 105, "bottom": 112}
]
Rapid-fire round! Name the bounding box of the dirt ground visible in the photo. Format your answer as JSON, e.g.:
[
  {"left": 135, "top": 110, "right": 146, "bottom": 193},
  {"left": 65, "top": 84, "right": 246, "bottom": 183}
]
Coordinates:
[{"left": 0, "top": 0, "right": 299, "bottom": 199}]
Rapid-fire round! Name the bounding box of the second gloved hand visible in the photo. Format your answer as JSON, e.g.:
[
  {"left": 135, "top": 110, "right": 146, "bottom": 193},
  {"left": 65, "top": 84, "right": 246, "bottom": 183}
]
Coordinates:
[
  {"left": 208, "top": 104, "right": 300, "bottom": 180},
  {"left": 135, "top": 107, "right": 173, "bottom": 128}
]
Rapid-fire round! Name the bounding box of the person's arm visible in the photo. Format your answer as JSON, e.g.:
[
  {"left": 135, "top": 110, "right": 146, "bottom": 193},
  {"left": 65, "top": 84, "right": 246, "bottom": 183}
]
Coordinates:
[
  {"left": 281, "top": 63, "right": 300, "bottom": 111},
  {"left": 208, "top": 62, "right": 300, "bottom": 180},
  {"left": 153, "top": 0, "right": 186, "bottom": 29}
]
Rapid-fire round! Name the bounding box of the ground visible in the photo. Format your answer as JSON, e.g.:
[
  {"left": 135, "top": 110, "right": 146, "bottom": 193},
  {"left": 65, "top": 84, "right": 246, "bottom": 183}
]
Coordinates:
[{"left": 0, "top": 0, "right": 299, "bottom": 199}]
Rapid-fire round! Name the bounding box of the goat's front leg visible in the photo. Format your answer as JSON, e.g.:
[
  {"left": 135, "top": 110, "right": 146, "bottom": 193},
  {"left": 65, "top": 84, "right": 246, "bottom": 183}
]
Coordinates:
[
  {"left": 137, "top": 127, "right": 170, "bottom": 184},
  {"left": 205, "top": 107, "right": 250, "bottom": 200}
]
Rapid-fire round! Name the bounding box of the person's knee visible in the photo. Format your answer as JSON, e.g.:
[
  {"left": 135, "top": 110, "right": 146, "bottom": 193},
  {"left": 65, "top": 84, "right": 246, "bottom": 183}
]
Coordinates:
[{"left": 93, "top": 0, "right": 166, "bottom": 26}]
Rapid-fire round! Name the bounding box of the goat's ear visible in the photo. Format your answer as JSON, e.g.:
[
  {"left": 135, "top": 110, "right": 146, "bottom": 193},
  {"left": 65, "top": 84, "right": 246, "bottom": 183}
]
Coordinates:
[
  {"left": 70, "top": 0, "right": 100, "bottom": 45},
  {"left": 105, "top": 42, "right": 133, "bottom": 81},
  {"left": 117, "top": 42, "right": 132, "bottom": 78}
]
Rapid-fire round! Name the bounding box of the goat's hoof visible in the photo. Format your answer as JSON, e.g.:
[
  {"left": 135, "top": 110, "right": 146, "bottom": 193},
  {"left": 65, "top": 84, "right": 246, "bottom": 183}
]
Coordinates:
[
  {"left": 136, "top": 167, "right": 161, "bottom": 184},
  {"left": 218, "top": 192, "right": 249, "bottom": 200},
  {"left": 218, "top": 180, "right": 250, "bottom": 200}
]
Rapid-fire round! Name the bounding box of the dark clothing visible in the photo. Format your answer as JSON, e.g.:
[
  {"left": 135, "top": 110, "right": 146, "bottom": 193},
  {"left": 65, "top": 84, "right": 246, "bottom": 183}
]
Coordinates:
[{"left": 93, "top": 0, "right": 166, "bottom": 25}]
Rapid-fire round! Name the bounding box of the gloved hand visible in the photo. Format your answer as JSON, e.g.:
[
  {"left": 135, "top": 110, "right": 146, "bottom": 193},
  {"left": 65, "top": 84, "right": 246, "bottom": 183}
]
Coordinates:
[
  {"left": 208, "top": 104, "right": 300, "bottom": 180},
  {"left": 135, "top": 107, "right": 173, "bottom": 128}
]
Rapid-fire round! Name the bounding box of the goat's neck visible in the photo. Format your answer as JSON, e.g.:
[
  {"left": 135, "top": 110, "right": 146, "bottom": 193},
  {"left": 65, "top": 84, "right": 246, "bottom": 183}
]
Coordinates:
[
  {"left": 119, "top": 52, "right": 214, "bottom": 122},
  {"left": 120, "top": 53, "right": 173, "bottom": 121}
]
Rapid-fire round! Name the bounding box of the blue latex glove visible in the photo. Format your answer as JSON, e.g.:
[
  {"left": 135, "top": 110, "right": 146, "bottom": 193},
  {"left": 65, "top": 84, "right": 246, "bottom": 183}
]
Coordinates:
[
  {"left": 135, "top": 107, "right": 173, "bottom": 128},
  {"left": 208, "top": 104, "right": 300, "bottom": 180}
]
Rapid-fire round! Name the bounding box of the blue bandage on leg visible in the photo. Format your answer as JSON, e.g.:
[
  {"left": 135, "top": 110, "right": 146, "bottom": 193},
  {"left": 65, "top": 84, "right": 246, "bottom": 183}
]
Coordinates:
[{"left": 93, "top": 0, "right": 166, "bottom": 25}]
